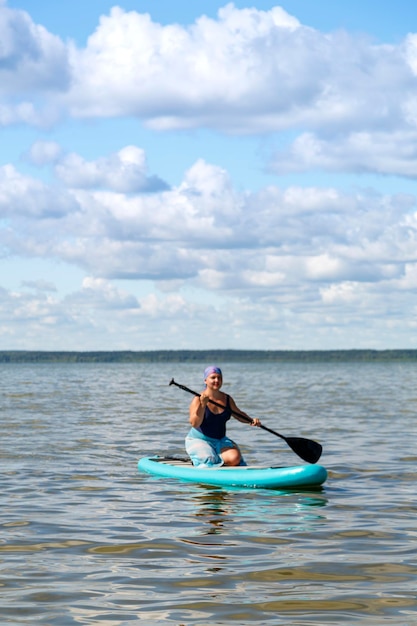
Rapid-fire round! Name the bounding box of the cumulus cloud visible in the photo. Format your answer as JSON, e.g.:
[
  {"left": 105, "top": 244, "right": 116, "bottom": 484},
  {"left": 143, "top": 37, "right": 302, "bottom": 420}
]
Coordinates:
[
  {"left": 0, "top": 2, "right": 69, "bottom": 126},
  {"left": 1, "top": 270, "right": 415, "bottom": 350},
  {"left": 0, "top": 163, "right": 78, "bottom": 218},
  {"left": 2, "top": 3, "right": 417, "bottom": 349},
  {"left": 0, "top": 2, "right": 417, "bottom": 180},
  {"left": 2, "top": 151, "right": 417, "bottom": 299},
  {"left": 66, "top": 4, "right": 308, "bottom": 127},
  {"left": 269, "top": 130, "right": 417, "bottom": 177},
  {"left": 0, "top": 3, "right": 415, "bottom": 139},
  {"left": 2, "top": 274, "right": 182, "bottom": 351},
  {"left": 68, "top": 277, "right": 140, "bottom": 309},
  {"left": 54, "top": 145, "right": 169, "bottom": 192},
  {"left": 0, "top": 3, "right": 69, "bottom": 94},
  {"left": 61, "top": 4, "right": 416, "bottom": 141},
  {"left": 24, "top": 141, "right": 169, "bottom": 192},
  {"left": 25, "top": 140, "right": 62, "bottom": 166},
  {"left": 0, "top": 278, "right": 222, "bottom": 350}
]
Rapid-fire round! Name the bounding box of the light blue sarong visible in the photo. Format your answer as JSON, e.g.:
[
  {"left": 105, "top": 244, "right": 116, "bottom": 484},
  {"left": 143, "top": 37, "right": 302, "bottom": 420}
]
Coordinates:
[{"left": 185, "top": 427, "right": 247, "bottom": 468}]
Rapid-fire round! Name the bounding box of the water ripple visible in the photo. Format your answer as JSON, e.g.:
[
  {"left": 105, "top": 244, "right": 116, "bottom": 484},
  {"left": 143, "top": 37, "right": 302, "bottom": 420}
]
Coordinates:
[{"left": 1, "top": 361, "right": 417, "bottom": 624}]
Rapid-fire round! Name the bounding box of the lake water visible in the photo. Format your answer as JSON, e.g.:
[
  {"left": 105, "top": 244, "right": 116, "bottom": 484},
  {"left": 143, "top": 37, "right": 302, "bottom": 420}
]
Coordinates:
[{"left": 1, "top": 360, "right": 417, "bottom": 625}]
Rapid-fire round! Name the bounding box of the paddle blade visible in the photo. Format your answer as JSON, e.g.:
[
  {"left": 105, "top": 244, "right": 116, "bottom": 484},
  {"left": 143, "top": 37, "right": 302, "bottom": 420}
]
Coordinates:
[{"left": 286, "top": 437, "right": 322, "bottom": 464}]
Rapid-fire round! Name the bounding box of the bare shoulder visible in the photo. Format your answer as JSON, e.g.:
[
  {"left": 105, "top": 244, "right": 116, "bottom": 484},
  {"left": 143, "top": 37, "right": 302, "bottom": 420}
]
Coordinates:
[
  {"left": 190, "top": 393, "right": 203, "bottom": 405},
  {"left": 228, "top": 394, "right": 237, "bottom": 406}
]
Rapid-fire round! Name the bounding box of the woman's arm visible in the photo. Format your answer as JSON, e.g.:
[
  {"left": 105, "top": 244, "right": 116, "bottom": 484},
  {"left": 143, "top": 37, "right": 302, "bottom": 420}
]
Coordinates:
[
  {"left": 229, "top": 396, "right": 261, "bottom": 427},
  {"left": 189, "top": 393, "right": 209, "bottom": 428}
]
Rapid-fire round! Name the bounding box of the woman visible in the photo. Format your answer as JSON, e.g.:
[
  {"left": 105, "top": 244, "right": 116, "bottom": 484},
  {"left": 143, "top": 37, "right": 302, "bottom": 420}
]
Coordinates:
[{"left": 185, "top": 365, "right": 261, "bottom": 467}]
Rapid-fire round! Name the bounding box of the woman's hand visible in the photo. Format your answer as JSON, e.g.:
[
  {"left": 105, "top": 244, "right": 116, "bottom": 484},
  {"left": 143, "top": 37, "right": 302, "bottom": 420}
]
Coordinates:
[
  {"left": 200, "top": 393, "right": 209, "bottom": 407},
  {"left": 251, "top": 418, "right": 261, "bottom": 427}
]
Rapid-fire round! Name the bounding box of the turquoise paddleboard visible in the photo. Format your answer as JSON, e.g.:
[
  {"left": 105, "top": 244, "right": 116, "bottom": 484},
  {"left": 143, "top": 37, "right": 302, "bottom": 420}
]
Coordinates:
[{"left": 138, "top": 456, "right": 327, "bottom": 489}]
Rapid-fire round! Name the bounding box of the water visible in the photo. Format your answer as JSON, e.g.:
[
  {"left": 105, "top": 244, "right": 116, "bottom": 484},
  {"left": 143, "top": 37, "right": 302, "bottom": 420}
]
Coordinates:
[{"left": 1, "top": 360, "right": 417, "bottom": 625}]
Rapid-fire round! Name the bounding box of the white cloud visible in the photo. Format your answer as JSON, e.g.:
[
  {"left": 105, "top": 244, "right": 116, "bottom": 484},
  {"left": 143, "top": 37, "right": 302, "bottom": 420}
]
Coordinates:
[
  {"left": 0, "top": 3, "right": 69, "bottom": 127},
  {"left": 2, "top": 153, "right": 417, "bottom": 288},
  {"left": 0, "top": 164, "right": 78, "bottom": 217},
  {"left": 1, "top": 270, "right": 416, "bottom": 350},
  {"left": 53, "top": 145, "right": 169, "bottom": 192},
  {"left": 60, "top": 4, "right": 417, "bottom": 179},
  {"left": 2, "top": 3, "right": 417, "bottom": 349},
  {"left": 320, "top": 282, "right": 361, "bottom": 305},
  {"left": 269, "top": 130, "right": 417, "bottom": 177},
  {"left": 66, "top": 4, "right": 305, "bottom": 127},
  {"left": 70, "top": 277, "right": 140, "bottom": 309},
  {"left": 60, "top": 4, "right": 416, "bottom": 140},
  {"left": 0, "top": 2, "right": 416, "bottom": 185},
  {"left": 25, "top": 140, "right": 62, "bottom": 166},
  {"left": 140, "top": 292, "right": 190, "bottom": 317},
  {"left": 0, "top": 4, "right": 69, "bottom": 95},
  {"left": 0, "top": 278, "right": 223, "bottom": 350},
  {"left": 0, "top": 101, "right": 45, "bottom": 126}
]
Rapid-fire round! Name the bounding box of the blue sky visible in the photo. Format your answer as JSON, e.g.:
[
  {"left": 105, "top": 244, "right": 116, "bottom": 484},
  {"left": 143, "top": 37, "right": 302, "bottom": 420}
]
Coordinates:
[{"left": 1, "top": 0, "right": 417, "bottom": 351}]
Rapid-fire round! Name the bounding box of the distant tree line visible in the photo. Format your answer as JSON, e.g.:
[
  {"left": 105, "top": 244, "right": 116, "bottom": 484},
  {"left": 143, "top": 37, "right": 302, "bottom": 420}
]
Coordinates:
[{"left": 1, "top": 349, "right": 417, "bottom": 363}]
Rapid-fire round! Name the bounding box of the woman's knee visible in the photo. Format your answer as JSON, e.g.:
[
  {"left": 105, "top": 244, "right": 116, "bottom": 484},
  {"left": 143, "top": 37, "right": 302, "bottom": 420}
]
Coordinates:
[
  {"left": 185, "top": 439, "right": 222, "bottom": 467},
  {"left": 221, "top": 447, "right": 241, "bottom": 466}
]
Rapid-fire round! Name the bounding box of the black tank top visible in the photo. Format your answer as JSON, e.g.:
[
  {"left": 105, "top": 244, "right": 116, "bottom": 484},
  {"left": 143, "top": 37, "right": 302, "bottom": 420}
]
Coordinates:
[{"left": 199, "top": 395, "right": 231, "bottom": 439}]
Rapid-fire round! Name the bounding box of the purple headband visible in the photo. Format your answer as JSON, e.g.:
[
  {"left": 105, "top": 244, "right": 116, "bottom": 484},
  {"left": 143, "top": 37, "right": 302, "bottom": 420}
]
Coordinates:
[{"left": 204, "top": 366, "right": 222, "bottom": 381}]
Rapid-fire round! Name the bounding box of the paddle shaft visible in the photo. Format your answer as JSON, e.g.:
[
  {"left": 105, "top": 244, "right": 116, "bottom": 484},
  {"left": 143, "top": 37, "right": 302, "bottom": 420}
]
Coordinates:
[
  {"left": 169, "top": 378, "right": 323, "bottom": 463},
  {"left": 170, "top": 378, "right": 283, "bottom": 436}
]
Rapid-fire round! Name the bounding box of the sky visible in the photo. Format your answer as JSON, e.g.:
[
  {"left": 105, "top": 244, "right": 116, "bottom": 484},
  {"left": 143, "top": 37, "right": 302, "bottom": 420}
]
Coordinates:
[{"left": 1, "top": 0, "right": 417, "bottom": 351}]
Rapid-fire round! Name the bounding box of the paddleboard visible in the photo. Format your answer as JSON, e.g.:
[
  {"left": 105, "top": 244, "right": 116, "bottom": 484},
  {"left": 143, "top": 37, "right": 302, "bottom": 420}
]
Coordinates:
[{"left": 138, "top": 456, "right": 327, "bottom": 489}]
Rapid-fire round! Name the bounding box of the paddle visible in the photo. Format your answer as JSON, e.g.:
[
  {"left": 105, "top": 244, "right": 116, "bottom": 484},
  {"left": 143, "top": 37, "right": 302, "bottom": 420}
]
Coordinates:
[{"left": 169, "top": 378, "right": 323, "bottom": 464}]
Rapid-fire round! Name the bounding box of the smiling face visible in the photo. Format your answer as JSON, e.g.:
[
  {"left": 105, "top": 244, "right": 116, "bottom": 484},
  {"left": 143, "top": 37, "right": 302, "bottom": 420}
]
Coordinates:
[{"left": 205, "top": 372, "right": 223, "bottom": 391}]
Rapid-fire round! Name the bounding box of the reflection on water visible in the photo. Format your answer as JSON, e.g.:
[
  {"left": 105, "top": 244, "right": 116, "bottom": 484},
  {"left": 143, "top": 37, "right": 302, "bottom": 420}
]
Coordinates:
[
  {"left": 189, "top": 484, "right": 329, "bottom": 537},
  {"left": 192, "top": 489, "right": 230, "bottom": 535},
  {"left": 1, "top": 361, "right": 417, "bottom": 624}
]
